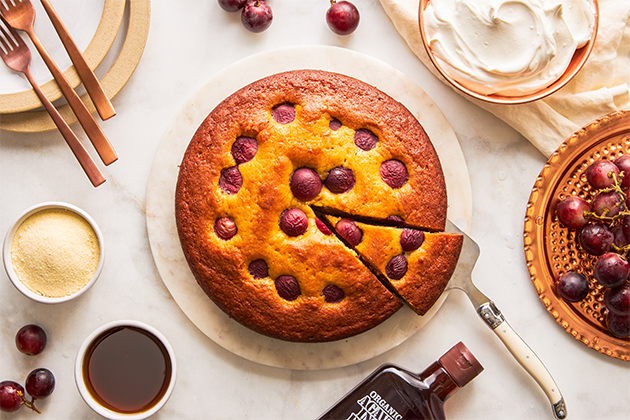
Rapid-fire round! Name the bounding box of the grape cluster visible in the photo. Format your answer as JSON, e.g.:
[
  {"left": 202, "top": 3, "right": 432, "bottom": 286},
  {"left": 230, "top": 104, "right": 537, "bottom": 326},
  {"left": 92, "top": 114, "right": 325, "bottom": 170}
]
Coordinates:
[
  {"left": 0, "top": 325, "right": 55, "bottom": 413},
  {"left": 556, "top": 156, "right": 630, "bottom": 338}
]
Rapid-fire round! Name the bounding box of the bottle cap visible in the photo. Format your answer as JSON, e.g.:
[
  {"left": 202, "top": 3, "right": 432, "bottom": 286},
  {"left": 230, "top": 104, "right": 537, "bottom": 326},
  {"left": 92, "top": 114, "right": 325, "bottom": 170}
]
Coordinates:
[{"left": 438, "top": 342, "right": 484, "bottom": 387}]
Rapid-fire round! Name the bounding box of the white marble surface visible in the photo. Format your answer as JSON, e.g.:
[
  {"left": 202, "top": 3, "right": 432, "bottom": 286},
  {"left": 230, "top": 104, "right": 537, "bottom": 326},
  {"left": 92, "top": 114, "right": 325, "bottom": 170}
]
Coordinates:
[{"left": 0, "top": 1, "right": 628, "bottom": 419}]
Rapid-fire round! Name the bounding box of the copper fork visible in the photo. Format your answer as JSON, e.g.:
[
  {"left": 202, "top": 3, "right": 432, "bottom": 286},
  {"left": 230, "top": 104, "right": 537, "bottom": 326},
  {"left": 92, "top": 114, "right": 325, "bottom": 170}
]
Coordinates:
[
  {"left": 0, "top": 17, "right": 105, "bottom": 187},
  {"left": 0, "top": 0, "right": 118, "bottom": 166}
]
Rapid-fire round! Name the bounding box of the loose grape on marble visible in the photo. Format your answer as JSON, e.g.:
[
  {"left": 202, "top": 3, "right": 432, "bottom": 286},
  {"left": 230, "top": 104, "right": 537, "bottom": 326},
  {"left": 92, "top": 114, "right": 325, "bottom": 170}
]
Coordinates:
[{"left": 15, "top": 325, "right": 47, "bottom": 356}]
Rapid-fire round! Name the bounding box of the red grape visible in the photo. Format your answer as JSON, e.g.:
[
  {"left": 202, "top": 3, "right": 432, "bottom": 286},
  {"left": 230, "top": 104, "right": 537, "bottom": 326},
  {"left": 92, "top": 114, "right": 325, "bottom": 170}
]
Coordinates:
[
  {"left": 611, "top": 225, "right": 629, "bottom": 248},
  {"left": 279, "top": 208, "right": 308, "bottom": 236},
  {"left": 241, "top": 0, "right": 272, "bottom": 33},
  {"left": 579, "top": 223, "right": 614, "bottom": 256},
  {"left": 335, "top": 218, "right": 363, "bottom": 246},
  {"left": 593, "top": 252, "right": 629, "bottom": 288},
  {"left": 385, "top": 254, "right": 408, "bottom": 280},
  {"left": 218, "top": 0, "right": 248, "bottom": 12},
  {"left": 15, "top": 324, "right": 47, "bottom": 356},
  {"left": 0, "top": 381, "right": 24, "bottom": 412},
  {"left": 556, "top": 196, "right": 590, "bottom": 229},
  {"left": 557, "top": 272, "right": 589, "bottom": 302},
  {"left": 614, "top": 155, "right": 630, "bottom": 189},
  {"left": 315, "top": 218, "right": 333, "bottom": 236},
  {"left": 290, "top": 168, "right": 322, "bottom": 201},
  {"left": 400, "top": 229, "right": 425, "bottom": 252},
  {"left": 231, "top": 136, "right": 258, "bottom": 164},
  {"left": 585, "top": 160, "right": 620, "bottom": 189},
  {"left": 25, "top": 369, "right": 55, "bottom": 400},
  {"left": 622, "top": 215, "right": 630, "bottom": 239},
  {"left": 275, "top": 275, "right": 301, "bottom": 301},
  {"left": 591, "top": 191, "right": 624, "bottom": 218},
  {"left": 326, "top": 1, "right": 360, "bottom": 35},
  {"left": 604, "top": 282, "right": 630, "bottom": 315},
  {"left": 323, "top": 284, "right": 345, "bottom": 303},
  {"left": 607, "top": 312, "right": 630, "bottom": 337},
  {"left": 325, "top": 166, "right": 355, "bottom": 193},
  {"left": 214, "top": 216, "right": 238, "bottom": 240}
]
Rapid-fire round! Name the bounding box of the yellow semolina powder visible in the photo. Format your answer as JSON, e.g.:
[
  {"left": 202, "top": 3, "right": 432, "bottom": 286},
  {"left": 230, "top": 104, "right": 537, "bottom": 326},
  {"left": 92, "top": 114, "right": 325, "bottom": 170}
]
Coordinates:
[{"left": 11, "top": 208, "right": 100, "bottom": 298}]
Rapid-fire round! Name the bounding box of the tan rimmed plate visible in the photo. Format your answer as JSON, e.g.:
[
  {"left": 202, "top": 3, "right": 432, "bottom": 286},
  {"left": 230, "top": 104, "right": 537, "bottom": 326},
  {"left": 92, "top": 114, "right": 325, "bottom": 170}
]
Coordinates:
[
  {"left": 0, "top": 0, "right": 125, "bottom": 114},
  {"left": 0, "top": 0, "right": 151, "bottom": 133},
  {"left": 418, "top": 0, "right": 599, "bottom": 105},
  {"left": 524, "top": 109, "right": 630, "bottom": 361}
]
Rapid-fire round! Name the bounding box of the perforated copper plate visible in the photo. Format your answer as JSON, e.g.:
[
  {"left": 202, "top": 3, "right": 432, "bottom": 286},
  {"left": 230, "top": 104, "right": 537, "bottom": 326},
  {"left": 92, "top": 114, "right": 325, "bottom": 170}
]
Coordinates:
[{"left": 524, "top": 110, "right": 630, "bottom": 361}]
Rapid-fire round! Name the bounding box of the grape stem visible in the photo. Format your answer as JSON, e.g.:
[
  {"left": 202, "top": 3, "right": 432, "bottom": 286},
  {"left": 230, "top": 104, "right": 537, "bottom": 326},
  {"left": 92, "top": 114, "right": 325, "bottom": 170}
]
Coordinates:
[
  {"left": 586, "top": 169, "right": 630, "bottom": 260},
  {"left": 18, "top": 391, "right": 41, "bottom": 414},
  {"left": 586, "top": 170, "right": 629, "bottom": 224}
]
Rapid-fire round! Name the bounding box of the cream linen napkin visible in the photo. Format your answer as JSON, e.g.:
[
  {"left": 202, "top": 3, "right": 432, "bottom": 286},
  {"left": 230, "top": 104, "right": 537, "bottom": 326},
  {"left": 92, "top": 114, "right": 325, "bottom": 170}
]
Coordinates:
[{"left": 379, "top": 0, "right": 630, "bottom": 157}]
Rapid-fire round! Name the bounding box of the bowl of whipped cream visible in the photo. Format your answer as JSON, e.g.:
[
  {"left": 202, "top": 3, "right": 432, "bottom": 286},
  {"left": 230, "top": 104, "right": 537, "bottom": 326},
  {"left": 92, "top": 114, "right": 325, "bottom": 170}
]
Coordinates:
[{"left": 419, "top": 0, "right": 599, "bottom": 104}]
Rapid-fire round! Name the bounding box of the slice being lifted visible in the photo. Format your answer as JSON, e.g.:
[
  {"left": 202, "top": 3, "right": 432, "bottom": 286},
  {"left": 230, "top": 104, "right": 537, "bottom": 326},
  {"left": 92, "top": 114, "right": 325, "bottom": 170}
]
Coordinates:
[{"left": 325, "top": 215, "right": 463, "bottom": 315}]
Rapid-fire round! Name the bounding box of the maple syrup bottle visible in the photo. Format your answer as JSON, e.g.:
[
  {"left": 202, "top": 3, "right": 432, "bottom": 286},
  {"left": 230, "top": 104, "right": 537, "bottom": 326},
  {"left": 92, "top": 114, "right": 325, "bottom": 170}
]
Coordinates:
[{"left": 319, "top": 342, "right": 483, "bottom": 420}]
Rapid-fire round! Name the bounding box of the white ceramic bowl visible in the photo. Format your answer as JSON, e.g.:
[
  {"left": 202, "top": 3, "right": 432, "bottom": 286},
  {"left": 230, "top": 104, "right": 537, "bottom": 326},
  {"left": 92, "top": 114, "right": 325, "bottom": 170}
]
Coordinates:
[
  {"left": 75, "top": 320, "right": 177, "bottom": 420},
  {"left": 2, "top": 202, "right": 105, "bottom": 304},
  {"left": 418, "top": 0, "right": 600, "bottom": 104}
]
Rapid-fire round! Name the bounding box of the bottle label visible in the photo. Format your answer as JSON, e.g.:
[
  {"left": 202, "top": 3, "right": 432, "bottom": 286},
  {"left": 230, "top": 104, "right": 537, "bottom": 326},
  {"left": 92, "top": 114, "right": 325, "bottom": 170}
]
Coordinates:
[{"left": 345, "top": 390, "right": 403, "bottom": 420}]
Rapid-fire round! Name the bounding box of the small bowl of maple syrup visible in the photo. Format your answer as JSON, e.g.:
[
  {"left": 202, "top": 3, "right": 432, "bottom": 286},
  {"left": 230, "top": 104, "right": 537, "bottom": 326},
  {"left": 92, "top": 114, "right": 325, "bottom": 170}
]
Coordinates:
[{"left": 75, "top": 320, "right": 177, "bottom": 419}]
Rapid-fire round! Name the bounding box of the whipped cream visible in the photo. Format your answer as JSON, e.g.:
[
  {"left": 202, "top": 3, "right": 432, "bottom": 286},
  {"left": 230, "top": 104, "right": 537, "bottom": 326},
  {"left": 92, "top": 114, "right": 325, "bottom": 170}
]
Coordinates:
[{"left": 423, "top": 0, "right": 595, "bottom": 96}]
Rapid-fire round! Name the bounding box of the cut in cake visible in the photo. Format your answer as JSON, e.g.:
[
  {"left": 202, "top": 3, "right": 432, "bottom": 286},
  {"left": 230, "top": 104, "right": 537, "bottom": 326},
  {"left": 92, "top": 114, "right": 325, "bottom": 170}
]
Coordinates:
[
  {"left": 325, "top": 215, "right": 463, "bottom": 315},
  {"left": 175, "top": 69, "right": 460, "bottom": 342}
]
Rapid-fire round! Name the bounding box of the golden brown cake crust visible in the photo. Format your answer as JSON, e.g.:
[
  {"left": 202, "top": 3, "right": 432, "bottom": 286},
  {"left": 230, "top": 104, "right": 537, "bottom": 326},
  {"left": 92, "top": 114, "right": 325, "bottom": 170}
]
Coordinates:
[{"left": 175, "top": 70, "right": 449, "bottom": 342}]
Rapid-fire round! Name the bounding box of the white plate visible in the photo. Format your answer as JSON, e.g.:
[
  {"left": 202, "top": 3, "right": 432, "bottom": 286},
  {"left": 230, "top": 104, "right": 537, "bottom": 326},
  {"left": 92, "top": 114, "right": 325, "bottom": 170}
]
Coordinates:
[
  {"left": 0, "top": 0, "right": 125, "bottom": 113},
  {"left": 145, "top": 46, "right": 473, "bottom": 370}
]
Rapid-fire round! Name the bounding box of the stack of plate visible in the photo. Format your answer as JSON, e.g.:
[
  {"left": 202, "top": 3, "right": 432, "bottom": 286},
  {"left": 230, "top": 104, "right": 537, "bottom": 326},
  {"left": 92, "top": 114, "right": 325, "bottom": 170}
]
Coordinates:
[{"left": 0, "top": 0, "right": 150, "bottom": 133}]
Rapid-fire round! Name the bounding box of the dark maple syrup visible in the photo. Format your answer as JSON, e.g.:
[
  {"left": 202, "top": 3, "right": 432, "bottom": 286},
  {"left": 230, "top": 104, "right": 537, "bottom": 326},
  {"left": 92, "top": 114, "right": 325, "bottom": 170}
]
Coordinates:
[
  {"left": 319, "top": 342, "right": 483, "bottom": 420},
  {"left": 83, "top": 326, "right": 172, "bottom": 414}
]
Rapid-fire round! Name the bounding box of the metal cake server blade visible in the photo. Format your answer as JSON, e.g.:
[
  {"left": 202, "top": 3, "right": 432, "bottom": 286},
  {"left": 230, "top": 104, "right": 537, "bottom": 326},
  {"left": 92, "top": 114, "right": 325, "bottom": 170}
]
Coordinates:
[{"left": 445, "top": 219, "right": 566, "bottom": 419}]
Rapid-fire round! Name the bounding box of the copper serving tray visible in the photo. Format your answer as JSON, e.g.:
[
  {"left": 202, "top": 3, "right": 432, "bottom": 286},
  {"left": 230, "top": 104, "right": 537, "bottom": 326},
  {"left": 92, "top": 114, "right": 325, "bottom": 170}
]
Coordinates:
[{"left": 524, "top": 110, "right": 630, "bottom": 361}]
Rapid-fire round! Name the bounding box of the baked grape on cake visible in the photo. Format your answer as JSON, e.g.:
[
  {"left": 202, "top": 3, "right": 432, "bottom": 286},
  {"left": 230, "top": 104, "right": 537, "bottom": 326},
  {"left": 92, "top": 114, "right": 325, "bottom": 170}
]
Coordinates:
[{"left": 175, "top": 69, "right": 458, "bottom": 342}]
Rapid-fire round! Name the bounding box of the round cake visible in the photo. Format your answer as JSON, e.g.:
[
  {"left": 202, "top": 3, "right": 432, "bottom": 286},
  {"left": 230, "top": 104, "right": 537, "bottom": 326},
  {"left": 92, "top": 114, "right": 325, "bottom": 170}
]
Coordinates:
[{"left": 175, "top": 70, "right": 450, "bottom": 342}]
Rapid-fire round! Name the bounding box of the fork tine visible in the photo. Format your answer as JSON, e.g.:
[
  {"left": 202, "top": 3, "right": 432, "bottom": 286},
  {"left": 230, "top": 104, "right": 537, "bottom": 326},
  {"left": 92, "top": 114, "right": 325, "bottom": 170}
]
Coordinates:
[
  {"left": 0, "top": 15, "right": 31, "bottom": 72},
  {"left": 0, "top": 19, "right": 12, "bottom": 53},
  {"left": 0, "top": 14, "right": 23, "bottom": 49}
]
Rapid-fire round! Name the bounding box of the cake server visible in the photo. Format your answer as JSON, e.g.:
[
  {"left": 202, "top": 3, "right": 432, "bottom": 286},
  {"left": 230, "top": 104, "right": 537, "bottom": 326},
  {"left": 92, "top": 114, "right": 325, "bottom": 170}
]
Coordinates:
[{"left": 445, "top": 219, "right": 566, "bottom": 419}]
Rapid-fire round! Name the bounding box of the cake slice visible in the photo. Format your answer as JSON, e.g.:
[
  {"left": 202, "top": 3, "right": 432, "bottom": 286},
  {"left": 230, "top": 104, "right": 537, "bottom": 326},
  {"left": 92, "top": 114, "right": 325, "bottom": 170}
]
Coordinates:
[{"left": 325, "top": 216, "right": 463, "bottom": 315}]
